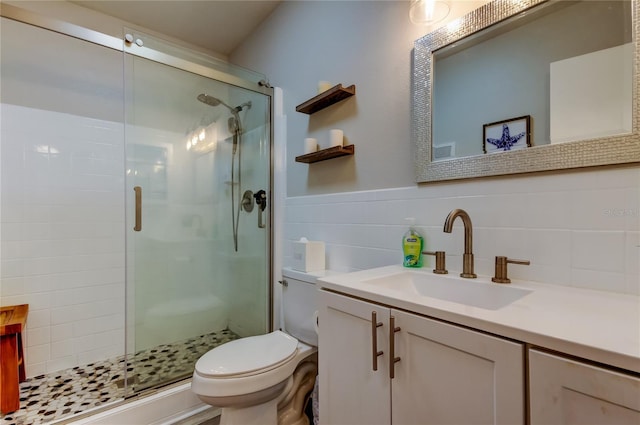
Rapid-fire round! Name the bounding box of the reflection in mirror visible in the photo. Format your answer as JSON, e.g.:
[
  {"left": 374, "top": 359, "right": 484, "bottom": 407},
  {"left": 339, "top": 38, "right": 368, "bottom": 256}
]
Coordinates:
[
  {"left": 433, "top": 1, "right": 631, "bottom": 160},
  {"left": 413, "top": 0, "right": 639, "bottom": 182}
]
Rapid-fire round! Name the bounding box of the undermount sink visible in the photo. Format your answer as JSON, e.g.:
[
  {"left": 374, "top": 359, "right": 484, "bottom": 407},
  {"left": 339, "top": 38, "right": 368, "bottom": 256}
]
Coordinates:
[{"left": 362, "top": 271, "right": 532, "bottom": 310}]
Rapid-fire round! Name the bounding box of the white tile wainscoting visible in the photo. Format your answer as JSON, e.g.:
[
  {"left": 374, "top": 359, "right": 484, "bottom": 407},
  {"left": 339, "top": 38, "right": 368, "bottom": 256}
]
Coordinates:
[
  {"left": 1, "top": 104, "right": 126, "bottom": 378},
  {"left": 283, "top": 166, "right": 639, "bottom": 295}
]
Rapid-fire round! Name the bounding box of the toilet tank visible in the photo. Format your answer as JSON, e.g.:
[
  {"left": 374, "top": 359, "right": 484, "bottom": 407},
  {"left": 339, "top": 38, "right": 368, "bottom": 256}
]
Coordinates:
[{"left": 281, "top": 268, "right": 339, "bottom": 346}]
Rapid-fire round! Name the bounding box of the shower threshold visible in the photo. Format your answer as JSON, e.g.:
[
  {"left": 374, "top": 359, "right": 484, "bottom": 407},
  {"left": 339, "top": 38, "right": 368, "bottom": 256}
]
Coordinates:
[{"left": 1, "top": 330, "right": 239, "bottom": 425}]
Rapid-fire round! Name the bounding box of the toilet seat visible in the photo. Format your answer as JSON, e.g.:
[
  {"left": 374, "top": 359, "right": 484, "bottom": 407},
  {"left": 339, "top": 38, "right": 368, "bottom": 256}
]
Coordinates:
[
  {"left": 195, "top": 331, "right": 298, "bottom": 378},
  {"left": 192, "top": 333, "right": 316, "bottom": 399}
]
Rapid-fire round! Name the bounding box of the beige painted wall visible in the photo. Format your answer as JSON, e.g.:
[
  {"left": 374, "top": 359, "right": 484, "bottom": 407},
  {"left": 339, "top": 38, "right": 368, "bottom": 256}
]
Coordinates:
[
  {"left": 230, "top": 0, "right": 487, "bottom": 196},
  {"left": 231, "top": 1, "right": 637, "bottom": 298}
]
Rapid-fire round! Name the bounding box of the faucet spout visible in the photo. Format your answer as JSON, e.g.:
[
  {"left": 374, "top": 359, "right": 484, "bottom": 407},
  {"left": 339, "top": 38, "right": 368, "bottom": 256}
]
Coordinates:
[{"left": 443, "top": 209, "right": 476, "bottom": 278}]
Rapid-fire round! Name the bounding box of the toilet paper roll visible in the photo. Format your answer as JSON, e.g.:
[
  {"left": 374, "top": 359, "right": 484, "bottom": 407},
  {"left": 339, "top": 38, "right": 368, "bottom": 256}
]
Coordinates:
[
  {"left": 304, "top": 138, "right": 318, "bottom": 154},
  {"left": 329, "top": 129, "right": 344, "bottom": 148},
  {"left": 318, "top": 81, "right": 332, "bottom": 94}
]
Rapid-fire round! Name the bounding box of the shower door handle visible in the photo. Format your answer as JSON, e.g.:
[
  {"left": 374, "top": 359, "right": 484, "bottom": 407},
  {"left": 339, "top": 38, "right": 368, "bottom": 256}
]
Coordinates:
[{"left": 133, "top": 186, "right": 142, "bottom": 231}]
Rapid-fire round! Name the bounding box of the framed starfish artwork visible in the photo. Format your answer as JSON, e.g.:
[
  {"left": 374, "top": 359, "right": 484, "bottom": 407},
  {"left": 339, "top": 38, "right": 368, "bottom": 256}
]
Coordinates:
[{"left": 483, "top": 115, "right": 531, "bottom": 154}]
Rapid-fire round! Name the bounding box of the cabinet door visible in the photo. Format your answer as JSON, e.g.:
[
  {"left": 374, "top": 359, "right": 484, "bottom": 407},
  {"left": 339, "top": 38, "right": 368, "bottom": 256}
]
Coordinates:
[
  {"left": 391, "top": 309, "right": 524, "bottom": 425},
  {"left": 318, "top": 290, "right": 391, "bottom": 425},
  {"left": 529, "top": 349, "right": 640, "bottom": 424}
]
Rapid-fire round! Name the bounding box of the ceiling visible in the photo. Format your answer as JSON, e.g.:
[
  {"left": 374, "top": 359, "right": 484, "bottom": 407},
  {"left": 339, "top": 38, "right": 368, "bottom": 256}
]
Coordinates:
[{"left": 70, "top": 0, "right": 282, "bottom": 56}]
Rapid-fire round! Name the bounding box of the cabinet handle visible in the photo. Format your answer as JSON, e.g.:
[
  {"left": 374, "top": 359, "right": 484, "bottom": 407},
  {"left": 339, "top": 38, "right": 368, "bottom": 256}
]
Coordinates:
[
  {"left": 371, "top": 311, "right": 383, "bottom": 371},
  {"left": 389, "top": 315, "right": 401, "bottom": 379},
  {"left": 133, "top": 186, "right": 142, "bottom": 231}
]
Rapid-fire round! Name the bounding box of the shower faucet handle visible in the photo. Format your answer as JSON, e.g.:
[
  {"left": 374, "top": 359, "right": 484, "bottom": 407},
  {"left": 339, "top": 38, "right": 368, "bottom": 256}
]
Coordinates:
[
  {"left": 254, "top": 190, "right": 267, "bottom": 229},
  {"left": 253, "top": 190, "right": 267, "bottom": 211},
  {"left": 241, "top": 190, "right": 266, "bottom": 229}
]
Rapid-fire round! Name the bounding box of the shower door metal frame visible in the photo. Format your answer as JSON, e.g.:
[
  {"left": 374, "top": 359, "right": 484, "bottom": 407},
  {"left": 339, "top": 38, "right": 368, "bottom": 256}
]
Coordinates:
[
  {"left": 0, "top": 0, "right": 275, "bottom": 346},
  {"left": 0, "top": 3, "right": 272, "bottom": 96}
]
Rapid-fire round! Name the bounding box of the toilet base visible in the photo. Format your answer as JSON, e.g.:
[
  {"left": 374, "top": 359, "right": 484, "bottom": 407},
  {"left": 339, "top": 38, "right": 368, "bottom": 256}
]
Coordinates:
[
  {"left": 278, "top": 357, "right": 317, "bottom": 425},
  {"left": 216, "top": 355, "right": 318, "bottom": 425},
  {"left": 220, "top": 398, "right": 279, "bottom": 425}
]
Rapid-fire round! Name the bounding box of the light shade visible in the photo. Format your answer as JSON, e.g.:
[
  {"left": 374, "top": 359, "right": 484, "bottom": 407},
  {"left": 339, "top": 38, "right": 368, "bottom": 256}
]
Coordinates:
[{"left": 410, "top": 0, "right": 450, "bottom": 25}]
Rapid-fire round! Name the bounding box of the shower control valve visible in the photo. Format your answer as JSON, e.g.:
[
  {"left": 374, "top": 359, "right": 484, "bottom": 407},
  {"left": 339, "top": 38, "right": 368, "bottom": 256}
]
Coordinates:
[{"left": 241, "top": 190, "right": 254, "bottom": 213}]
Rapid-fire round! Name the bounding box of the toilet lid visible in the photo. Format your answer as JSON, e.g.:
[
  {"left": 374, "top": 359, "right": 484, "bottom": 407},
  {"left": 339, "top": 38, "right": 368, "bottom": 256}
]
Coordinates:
[{"left": 195, "top": 331, "right": 298, "bottom": 378}]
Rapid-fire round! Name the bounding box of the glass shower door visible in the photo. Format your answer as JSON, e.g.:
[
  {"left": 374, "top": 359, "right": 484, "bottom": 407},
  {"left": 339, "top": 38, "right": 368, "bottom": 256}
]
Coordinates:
[{"left": 124, "top": 45, "right": 271, "bottom": 393}]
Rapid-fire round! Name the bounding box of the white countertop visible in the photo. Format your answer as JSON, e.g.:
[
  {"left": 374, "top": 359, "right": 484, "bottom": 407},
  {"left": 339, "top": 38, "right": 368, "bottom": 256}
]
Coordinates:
[{"left": 319, "top": 265, "right": 640, "bottom": 374}]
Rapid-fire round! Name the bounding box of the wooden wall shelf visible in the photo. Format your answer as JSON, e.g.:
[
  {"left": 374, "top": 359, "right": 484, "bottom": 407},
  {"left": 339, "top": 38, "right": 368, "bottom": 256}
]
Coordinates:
[
  {"left": 295, "top": 145, "right": 355, "bottom": 164},
  {"left": 296, "top": 84, "right": 356, "bottom": 114}
]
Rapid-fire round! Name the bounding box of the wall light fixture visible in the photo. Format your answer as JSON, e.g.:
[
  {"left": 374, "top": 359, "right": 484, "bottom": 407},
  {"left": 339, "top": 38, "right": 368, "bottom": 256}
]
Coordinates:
[{"left": 409, "top": 0, "right": 450, "bottom": 25}]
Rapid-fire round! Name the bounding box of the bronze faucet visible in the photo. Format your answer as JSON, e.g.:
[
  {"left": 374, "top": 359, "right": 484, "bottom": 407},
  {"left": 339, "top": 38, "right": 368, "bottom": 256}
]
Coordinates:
[{"left": 443, "top": 209, "right": 477, "bottom": 278}]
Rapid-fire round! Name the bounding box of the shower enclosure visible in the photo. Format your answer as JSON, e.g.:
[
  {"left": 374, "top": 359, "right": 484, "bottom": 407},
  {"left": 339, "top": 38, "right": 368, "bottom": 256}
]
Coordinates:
[
  {"left": 124, "top": 31, "right": 272, "bottom": 392},
  {"left": 0, "top": 5, "right": 272, "bottom": 422}
]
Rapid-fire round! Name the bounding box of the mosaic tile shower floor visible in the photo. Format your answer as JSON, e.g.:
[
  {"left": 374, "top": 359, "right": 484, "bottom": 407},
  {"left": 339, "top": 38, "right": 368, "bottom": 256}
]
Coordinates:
[{"left": 1, "top": 330, "right": 238, "bottom": 425}]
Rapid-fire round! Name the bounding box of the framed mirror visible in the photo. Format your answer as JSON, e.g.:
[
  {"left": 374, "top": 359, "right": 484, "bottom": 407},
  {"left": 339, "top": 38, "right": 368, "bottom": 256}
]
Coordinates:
[{"left": 413, "top": 0, "right": 639, "bottom": 183}]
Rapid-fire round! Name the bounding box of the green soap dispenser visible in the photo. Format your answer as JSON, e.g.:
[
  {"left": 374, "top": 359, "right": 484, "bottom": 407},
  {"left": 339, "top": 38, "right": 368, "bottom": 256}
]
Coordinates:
[{"left": 402, "top": 217, "right": 424, "bottom": 268}]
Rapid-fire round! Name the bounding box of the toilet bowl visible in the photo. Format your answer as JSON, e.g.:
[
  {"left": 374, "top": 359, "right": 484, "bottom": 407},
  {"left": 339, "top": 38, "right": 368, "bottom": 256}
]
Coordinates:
[{"left": 191, "top": 268, "right": 337, "bottom": 425}]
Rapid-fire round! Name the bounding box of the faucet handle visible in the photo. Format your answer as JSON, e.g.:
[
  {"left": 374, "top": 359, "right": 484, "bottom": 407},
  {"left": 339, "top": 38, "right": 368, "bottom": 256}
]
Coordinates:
[
  {"left": 492, "top": 256, "right": 530, "bottom": 284},
  {"left": 423, "top": 251, "right": 448, "bottom": 274}
]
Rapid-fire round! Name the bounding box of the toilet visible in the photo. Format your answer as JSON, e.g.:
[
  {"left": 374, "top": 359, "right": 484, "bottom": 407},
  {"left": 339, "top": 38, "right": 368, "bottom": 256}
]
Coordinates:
[{"left": 191, "top": 268, "right": 333, "bottom": 425}]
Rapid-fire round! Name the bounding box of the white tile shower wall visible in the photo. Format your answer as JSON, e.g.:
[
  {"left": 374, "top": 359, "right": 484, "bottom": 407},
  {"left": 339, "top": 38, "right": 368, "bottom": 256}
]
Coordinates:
[
  {"left": 0, "top": 104, "right": 125, "bottom": 377},
  {"left": 284, "top": 166, "right": 639, "bottom": 295},
  {"left": 225, "top": 125, "right": 270, "bottom": 338}
]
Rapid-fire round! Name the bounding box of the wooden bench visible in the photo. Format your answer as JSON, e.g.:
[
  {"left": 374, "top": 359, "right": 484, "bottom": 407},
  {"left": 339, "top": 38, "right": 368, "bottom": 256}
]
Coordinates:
[{"left": 0, "top": 304, "right": 28, "bottom": 414}]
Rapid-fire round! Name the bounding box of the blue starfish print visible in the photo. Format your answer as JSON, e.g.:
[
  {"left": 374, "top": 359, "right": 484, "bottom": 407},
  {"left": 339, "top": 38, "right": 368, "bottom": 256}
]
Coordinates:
[{"left": 487, "top": 124, "right": 526, "bottom": 151}]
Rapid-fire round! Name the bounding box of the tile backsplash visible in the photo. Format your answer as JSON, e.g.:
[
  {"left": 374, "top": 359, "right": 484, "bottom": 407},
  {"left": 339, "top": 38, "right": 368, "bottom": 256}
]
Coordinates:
[{"left": 284, "top": 166, "right": 639, "bottom": 295}]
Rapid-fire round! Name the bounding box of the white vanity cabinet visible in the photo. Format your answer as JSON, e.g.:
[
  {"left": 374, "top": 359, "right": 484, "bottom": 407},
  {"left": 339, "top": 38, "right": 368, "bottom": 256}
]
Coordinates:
[
  {"left": 318, "top": 290, "right": 525, "bottom": 425},
  {"left": 318, "top": 290, "right": 391, "bottom": 424},
  {"left": 529, "top": 349, "right": 640, "bottom": 424}
]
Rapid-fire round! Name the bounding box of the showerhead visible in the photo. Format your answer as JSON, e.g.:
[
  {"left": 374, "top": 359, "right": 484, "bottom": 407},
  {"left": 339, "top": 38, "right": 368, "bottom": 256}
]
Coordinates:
[
  {"left": 197, "top": 93, "right": 222, "bottom": 107},
  {"left": 198, "top": 93, "right": 252, "bottom": 156},
  {"left": 197, "top": 93, "right": 251, "bottom": 113}
]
